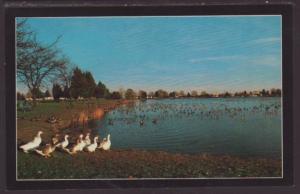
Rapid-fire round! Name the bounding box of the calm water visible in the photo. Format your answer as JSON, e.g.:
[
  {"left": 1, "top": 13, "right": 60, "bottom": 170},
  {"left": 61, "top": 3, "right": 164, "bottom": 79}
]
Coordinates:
[{"left": 97, "top": 97, "right": 281, "bottom": 158}]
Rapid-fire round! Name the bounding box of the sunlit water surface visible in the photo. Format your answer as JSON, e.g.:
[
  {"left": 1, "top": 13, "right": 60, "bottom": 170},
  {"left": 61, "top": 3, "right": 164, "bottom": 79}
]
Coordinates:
[{"left": 97, "top": 97, "right": 281, "bottom": 158}]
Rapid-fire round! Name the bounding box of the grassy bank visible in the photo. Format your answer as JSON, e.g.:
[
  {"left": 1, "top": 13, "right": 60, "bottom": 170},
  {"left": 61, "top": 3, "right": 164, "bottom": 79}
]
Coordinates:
[
  {"left": 17, "top": 98, "right": 127, "bottom": 143},
  {"left": 18, "top": 149, "right": 281, "bottom": 179}
]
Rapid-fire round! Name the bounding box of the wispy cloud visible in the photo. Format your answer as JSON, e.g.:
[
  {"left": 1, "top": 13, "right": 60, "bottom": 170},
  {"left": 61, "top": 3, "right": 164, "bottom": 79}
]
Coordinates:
[
  {"left": 249, "top": 37, "right": 281, "bottom": 45},
  {"left": 188, "top": 55, "right": 244, "bottom": 64},
  {"left": 189, "top": 54, "right": 281, "bottom": 67},
  {"left": 245, "top": 55, "right": 281, "bottom": 67}
]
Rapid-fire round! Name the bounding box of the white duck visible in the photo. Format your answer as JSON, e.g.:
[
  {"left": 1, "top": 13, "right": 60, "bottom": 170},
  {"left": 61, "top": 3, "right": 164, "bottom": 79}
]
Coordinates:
[
  {"left": 56, "top": 134, "right": 69, "bottom": 150},
  {"left": 83, "top": 133, "right": 91, "bottom": 147},
  {"left": 76, "top": 134, "right": 84, "bottom": 144},
  {"left": 98, "top": 138, "right": 106, "bottom": 149},
  {"left": 86, "top": 136, "right": 99, "bottom": 152},
  {"left": 52, "top": 134, "right": 60, "bottom": 145},
  {"left": 35, "top": 143, "right": 56, "bottom": 158},
  {"left": 99, "top": 134, "right": 111, "bottom": 151},
  {"left": 67, "top": 134, "right": 85, "bottom": 154},
  {"left": 77, "top": 134, "right": 86, "bottom": 151},
  {"left": 20, "top": 131, "right": 43, "bottom": 153}
]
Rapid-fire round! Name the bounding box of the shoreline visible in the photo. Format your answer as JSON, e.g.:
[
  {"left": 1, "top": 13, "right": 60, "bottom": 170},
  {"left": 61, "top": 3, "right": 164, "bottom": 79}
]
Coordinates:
[
  {"left": 17, "top": 99, "right": 132, "bottom": 144},
  {"left": 145, "top": 96, "right": 281, "bottom": 100}
]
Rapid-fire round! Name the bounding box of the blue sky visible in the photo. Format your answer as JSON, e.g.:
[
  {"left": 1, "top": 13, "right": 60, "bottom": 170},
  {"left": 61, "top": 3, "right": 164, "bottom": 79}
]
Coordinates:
[{"left": 17, "top": 16, "right": 282, "bottom": 93}]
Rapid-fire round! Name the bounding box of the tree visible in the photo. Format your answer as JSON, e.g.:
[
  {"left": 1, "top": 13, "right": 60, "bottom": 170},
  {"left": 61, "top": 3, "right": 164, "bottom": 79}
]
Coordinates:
[
  {"left": 52, "top": 84, "right": 63, "bottom": 101},
  {"left": 221, "top": 92, "right": 231, "bottom": 98},
  {"left": 125, "top": 89, "right": 136, "bottom": 100},
  {"left": 16, "top": 19, "right": 68, "bottom": 102},
  {"left": 178, "top": 90, "right": 185, "bottom": 97},
  {"left": 69, "top": 68, "right": 97, "bottom": 99},
  {"left": 70, "top": 67, "right": 86, "bottom": 99},
  {"left": 84, "top": 71, "right": 96, "bottom": 98},
  {"left": 26, "top": 91, "right": 32, "bottom": 99},
  {"left": 57, "top": 64, "right": 74, "bottom": 89},
  {"left": 148, "top": 91, "right": 154, "bottom": 98},
  {"left": 28, "top": 88, "right": 44, "bottom": 99},
  {"left": 138, "top": 90, "right": 147, "bottom": 99},
  {"left": 17, "top": 92, "right": 26, "bottom": 100},
  {"left": 70, "top": 67, "right": 83, "bottom": 98},
  {"left": 57, "top": 64, "right": 74, "bottom": 99},
  {"left": 155, "top": 89, "right": 168, "bottom": 98},
  {"left": 110, "top": 91, "right": 122, "bottom": 99},
  {"left": 94, "top": 81, "right": 110, "bottom": 98},
  {"left": 191, "top": 90, "right": 198, "bottom": 97},
  {"left": 62, "top": 85, "right": 70, "bottom": 98},
  {"left": 118, "top": 87, "right": 125, "bottom": 99},
  {"left": 44, "top": 90, "right": 51, "bottom": 98},
  {"left": 234, "top": 92, "right": 241, "bottom": 97},
  {"left": 271, "top": 88, "right": 281, "bottom": 97},
  {"left": 242, "top": 91, "right": 248, "bottom": 97},
  {"left": 200, "top": 91, "right": 210, "bottom": 98},
  {"left": 169, "top": 91, "right": 176, "bottom": 98},
  {"left": 260, "top": 89, "right": 269, "bottom": 97}
]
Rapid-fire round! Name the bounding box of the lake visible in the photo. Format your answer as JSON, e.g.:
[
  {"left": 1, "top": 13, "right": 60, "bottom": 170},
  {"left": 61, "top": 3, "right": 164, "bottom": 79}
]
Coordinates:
[{"left": 97, "top": 97, "right": 281, "bottom": 158}]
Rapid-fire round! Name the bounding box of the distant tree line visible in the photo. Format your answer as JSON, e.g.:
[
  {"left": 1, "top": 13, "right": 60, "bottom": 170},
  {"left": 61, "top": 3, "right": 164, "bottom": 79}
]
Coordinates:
[
  {"left": 17, "top": 89, "right": 51, "bottom": 101},
  {"left": 17, "top": 86, "right": 281, "bottom": 101},
  {"left": 17, "top": 59, "right": 282, "bottom": 101},
  {"left": 122, "top": 88, "right": 281, "bottom": 99}
]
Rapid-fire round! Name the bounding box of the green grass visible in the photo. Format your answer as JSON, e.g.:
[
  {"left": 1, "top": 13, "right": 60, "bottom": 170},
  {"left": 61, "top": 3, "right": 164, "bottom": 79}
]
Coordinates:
[
  {"left": 17, "top": 98, "right": 118, "bottom": 120},
  {"left": 17, "top": 150, "right": 281, "bottom": 179},
  {"left": 17, "top": 98, "right": 123, "bottom": 143}
]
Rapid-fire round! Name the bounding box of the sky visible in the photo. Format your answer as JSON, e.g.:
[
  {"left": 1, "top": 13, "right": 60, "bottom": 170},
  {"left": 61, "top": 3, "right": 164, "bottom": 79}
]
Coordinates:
[{"left": 16, "top": 16, "right": 282, "bottom": 93}]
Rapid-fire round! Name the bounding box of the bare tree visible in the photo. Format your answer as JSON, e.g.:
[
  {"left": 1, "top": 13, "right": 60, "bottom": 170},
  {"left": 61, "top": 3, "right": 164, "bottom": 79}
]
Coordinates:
[
  {"left": 57, "top": 61, "right": 74, "bottom": 88},
  {"left": 16, "top": 19, "right": 68, "bottom": 102}
]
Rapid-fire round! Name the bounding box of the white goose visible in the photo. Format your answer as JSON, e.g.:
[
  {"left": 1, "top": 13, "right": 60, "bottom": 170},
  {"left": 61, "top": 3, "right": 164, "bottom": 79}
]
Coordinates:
[
  {"left": 56, "top": 134, "right": 69, "bottom": 150},
  {"left": 66, "top": 134, "right": 84, "bottom": 155},
  {"left": 52, "top": 134, "right": 60, "bottom": 145},
  {"left": 99, "top": 134, "right": 111, "bottom": 151},
  {"left": 83, "top": 133, "right": 91, "bottom": 147},
  {"left": 86, "top": 136, "right": 99, "bottom": 152},
  {"left": 77, "top": 134, "right": 86, "bottom": 151},
  {"left": 98, "top": 138, "right": 106, "bottom": 149},
  {"left": 20, "top": 131, "right": 43, "bottom": 153},
  {"left": 35, "top": 143, "right": 56, "bottom": 158}
]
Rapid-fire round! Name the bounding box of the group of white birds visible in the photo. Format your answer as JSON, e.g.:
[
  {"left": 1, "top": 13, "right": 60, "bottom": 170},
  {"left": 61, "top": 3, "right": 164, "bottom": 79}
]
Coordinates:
[{"left": 19, "top": 131, "right": 111, "bottom": 158}]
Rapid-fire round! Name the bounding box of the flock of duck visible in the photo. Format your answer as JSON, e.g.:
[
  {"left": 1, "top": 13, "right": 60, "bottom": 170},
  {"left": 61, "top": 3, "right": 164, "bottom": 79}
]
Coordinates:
[
  {"left": 19, "top": 131, "right": 111, "bottom": 158},
  {"left": 105, "top": 100, "right": 281, "bottom": 126}
]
